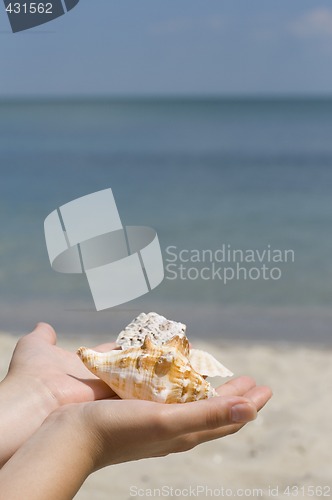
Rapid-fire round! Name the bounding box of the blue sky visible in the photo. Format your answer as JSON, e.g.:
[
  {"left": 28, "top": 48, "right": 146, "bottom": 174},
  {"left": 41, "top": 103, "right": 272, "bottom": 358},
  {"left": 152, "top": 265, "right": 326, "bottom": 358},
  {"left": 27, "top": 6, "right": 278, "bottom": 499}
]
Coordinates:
[{"left": 1, "top": 0, "right": 332, "bottom": 96}]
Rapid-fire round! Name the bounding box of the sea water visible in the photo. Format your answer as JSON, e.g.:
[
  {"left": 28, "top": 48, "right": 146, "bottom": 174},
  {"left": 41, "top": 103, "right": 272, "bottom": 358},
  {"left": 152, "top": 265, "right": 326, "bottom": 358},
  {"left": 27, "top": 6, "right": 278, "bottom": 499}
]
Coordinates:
[{"left": 0, "top": 97, "right": 331, "bottom": 342}]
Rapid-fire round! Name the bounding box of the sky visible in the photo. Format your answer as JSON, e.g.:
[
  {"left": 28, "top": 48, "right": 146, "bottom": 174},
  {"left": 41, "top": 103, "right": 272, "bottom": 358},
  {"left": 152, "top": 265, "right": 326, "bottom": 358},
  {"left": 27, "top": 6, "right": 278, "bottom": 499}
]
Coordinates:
[{"left": 1, "top": 0, "right": 332, "bottom": 96}]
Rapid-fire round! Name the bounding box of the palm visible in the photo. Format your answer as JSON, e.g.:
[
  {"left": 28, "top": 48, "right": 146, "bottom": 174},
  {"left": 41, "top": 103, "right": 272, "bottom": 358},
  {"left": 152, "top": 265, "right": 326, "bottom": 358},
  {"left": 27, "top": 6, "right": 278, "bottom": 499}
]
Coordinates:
[
  {"left": 8, "top": 323, "right": 117, "bottom": 405},
  {"left": 82, "top": 377, "right": 272, "bottom": 468}
]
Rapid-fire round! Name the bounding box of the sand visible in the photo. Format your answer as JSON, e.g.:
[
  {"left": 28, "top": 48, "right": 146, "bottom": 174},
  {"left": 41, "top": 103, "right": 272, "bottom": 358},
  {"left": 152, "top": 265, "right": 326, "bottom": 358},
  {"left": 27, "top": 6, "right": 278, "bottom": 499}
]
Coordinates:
[{"left": 0, "top": 332, "right": 331, "bottom": 500}]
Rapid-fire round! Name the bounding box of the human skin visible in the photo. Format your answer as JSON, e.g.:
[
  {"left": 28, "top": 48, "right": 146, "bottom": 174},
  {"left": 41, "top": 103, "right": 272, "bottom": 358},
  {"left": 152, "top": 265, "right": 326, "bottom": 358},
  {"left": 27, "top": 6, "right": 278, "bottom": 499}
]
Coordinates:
[
  {"left": 0, "top": 322, "right": 117, "bottom": 467},
  {"left": 0, "top": 322, "right": 272, "bottom": 499},
  {"left": 0, "top": 377, "right": 271, "bottom": 500}
]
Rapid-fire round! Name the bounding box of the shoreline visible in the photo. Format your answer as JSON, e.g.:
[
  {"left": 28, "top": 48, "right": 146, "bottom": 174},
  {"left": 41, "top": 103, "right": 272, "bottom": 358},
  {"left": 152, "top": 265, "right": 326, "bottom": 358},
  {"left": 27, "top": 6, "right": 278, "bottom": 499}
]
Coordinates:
[{"left": 1, "top": 300, "right": 332, "bottom": 345}]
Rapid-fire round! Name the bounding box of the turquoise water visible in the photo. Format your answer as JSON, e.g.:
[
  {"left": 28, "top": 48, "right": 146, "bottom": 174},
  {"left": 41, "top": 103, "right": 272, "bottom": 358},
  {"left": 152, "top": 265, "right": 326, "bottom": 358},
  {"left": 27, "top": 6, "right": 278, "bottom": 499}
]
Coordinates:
[{"left": 0, "top": 97, "right": 331, "bottom": 342}]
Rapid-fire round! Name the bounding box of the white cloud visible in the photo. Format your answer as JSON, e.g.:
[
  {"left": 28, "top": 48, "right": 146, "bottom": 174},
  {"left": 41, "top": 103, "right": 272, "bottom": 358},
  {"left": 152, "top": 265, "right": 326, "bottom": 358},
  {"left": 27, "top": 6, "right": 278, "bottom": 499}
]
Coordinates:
[{"left": 290, "top": 8, "right": 332, "bottom": 38}]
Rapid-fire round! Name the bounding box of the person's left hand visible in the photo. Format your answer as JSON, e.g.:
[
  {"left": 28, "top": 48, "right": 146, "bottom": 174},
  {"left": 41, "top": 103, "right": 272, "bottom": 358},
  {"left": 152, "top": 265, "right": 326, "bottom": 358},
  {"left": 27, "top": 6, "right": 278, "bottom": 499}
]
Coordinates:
[
  {"left": 7, "top": 322, "right": 118, "bottom": 405},
  {"left": 0, "top": 322, "right": 118, "bottom": 467}
]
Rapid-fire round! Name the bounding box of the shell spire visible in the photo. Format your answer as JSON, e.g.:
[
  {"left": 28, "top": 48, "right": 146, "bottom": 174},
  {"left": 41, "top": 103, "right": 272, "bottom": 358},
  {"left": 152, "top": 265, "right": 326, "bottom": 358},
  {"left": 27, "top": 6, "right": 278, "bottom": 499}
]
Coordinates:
[{"left": 162, "top": 334, "right": 190, "bottom": 357}]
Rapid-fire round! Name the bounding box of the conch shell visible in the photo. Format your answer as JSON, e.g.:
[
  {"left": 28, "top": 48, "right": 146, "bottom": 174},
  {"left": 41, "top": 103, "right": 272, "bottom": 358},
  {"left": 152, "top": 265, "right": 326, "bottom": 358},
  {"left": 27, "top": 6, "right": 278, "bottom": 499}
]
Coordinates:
[
  {"left": 115, "top": 312, "right": 233, "bottom": 379},
  {"left": 77, "top": 312, "right": 233, "bottom": 404}
]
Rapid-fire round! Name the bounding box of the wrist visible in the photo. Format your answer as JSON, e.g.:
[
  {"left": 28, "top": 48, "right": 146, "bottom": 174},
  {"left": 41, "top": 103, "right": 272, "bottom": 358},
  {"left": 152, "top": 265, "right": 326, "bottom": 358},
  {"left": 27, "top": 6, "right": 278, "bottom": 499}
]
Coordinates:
[
  {"left": 2, "top": 371, "right": 59, "bottom": 416},
  {"left": 0, "top": 404, "right": 98, "bottom": 500},
  {"left": 46, "top": 404, "right": 100, "bottom": 476},
  {"left": 42, "top": 402, "right": 106, "bottom": 473},
  {"left": 0, "top": 373, "right": 59, "bottom": 467},
  {"left": 78, "top": 402, "right": 107, "bottom": 472}
]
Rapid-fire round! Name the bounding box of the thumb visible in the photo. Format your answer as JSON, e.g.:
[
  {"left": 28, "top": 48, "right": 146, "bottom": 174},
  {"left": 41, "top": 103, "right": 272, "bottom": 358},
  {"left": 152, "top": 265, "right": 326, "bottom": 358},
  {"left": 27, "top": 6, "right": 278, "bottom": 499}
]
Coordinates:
[
  {"left": 163, "top": 396, "right": 257, "bottom": 435},
  {"left": 29, "top": 322, "right": 57, "bottom": 345}
]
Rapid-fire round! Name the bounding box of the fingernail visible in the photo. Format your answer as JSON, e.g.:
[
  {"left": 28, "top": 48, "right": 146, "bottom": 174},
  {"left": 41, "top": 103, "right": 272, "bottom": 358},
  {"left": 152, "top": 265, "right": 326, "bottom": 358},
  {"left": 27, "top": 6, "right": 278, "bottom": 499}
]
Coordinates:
[{"left": 231, "top": 403, "right": 257, "bottom": 423}]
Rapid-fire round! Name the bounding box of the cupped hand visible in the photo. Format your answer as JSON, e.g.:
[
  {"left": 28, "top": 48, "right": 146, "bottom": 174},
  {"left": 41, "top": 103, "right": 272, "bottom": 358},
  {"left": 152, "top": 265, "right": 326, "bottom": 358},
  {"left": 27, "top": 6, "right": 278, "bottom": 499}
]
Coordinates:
[
  {"left": 0, "top": 379, "right": 272, "bottom": 500},
  {"left": 0, "top": 322, "right": 120, "bottom": 467},
  {"left": 0, "top": 322, "right": 272, "bottom": 473},
  {"left": 0, "top": 324, "right": 272, "bottom": 499},
  {"left": 6, "top": 322, "right": 118, "bottom": 407},
  {"left": 80, "top": 375, "right": 272, "bottom": 469}
]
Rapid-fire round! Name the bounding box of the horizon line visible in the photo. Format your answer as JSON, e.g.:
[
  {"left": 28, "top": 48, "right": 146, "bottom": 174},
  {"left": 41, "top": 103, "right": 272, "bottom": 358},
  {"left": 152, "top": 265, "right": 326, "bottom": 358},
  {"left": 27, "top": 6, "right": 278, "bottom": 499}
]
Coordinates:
[
  {"left": 1, "top": 92, "right": 332, "bottom": 102},
  {"left": 0, "top": 93, "right": 332, "bottom": 102}
]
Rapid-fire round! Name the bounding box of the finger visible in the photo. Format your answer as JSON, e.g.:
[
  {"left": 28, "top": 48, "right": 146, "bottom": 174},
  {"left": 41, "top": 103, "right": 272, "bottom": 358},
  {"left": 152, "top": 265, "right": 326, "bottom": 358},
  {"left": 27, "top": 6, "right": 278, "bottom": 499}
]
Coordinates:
[
  {"left": 162, "top": 395, "right": 257, "bottom": 436},
  {"left": 91, "top": 342, "right": 120, "bottom": 353},
  {"left": 180, "top": 385, "right": 273, "bottom": 448},
  {"left": 29, "top": 322, "right": 57, "bottom": 345},
  {"left": 177, "top": 422, "right": 245, "bottom": 450},
  {"left": 216, "top": 376, "right": 256, "bottom": 398},
  {"left": 242, "top": 385, "right": 273, "bottom": 410},
  {"left": 81, "top": 379, "right": 118, "bottom": 400}
]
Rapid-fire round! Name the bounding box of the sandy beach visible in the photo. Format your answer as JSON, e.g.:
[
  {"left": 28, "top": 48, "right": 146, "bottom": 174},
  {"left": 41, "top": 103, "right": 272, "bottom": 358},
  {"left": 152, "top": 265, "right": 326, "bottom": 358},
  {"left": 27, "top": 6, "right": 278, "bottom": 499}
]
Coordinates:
[{"left": 0, "top": 331, "right": 331, "bottom": 500}]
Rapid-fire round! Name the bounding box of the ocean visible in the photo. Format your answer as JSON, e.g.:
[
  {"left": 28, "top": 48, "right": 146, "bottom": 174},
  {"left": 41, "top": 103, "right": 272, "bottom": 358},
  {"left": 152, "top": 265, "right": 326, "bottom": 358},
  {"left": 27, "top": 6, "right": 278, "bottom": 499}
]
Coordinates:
[{"left": 0, "top": 97, "right": 331, "bottom": 343}]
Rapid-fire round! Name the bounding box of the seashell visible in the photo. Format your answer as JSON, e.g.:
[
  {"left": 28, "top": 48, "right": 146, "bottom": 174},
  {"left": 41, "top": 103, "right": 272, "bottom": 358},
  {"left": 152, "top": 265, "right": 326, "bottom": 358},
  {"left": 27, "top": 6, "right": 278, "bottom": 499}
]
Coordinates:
[
  {"left": 115, "top": 312, "right": 233, "bottom": 379},
  {"left": 189, "top": 349, "right": 233, "bottom": 378},
  {"left": 77, "top": 334, "right": 217, "bottom": 404},
  {"left": 116, "top": 312, "right": 187, "bottom": 350},
  {"left": 77, "top": 312, "right": 233, "bottom": 404}
]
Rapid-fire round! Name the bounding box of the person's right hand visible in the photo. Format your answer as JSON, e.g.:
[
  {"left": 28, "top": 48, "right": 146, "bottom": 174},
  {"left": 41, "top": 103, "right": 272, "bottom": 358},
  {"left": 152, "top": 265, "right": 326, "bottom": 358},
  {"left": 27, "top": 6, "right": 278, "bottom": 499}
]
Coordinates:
[
  {"left": 81, "top": 375, "right": 272, "bottom": 469},
  {"left": 0, "top": 375, "right": 272, "bottom": 500}
]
